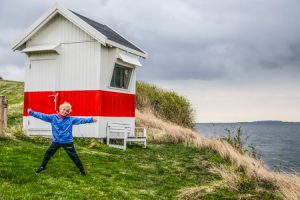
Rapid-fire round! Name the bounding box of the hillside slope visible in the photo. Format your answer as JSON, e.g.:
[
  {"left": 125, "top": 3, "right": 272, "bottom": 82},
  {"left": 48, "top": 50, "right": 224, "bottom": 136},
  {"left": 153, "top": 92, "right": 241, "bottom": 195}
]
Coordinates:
[
  {"left": 1, "top": 79, "right": 299, "bottom": 199},
  {"left": 136, "top": 110, "right": 300, "bottom": 199}
]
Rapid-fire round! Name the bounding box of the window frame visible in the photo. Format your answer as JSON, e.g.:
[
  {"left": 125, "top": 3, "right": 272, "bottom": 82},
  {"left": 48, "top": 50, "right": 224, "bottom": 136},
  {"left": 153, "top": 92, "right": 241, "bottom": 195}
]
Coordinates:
[{"left": 109, "top": 61, "right": 134, "bottom": 91}]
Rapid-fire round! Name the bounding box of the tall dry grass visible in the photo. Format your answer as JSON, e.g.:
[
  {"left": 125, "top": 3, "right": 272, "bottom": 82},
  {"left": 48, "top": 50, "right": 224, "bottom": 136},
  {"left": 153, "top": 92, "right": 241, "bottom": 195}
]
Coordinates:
[{"left": 136, "top": 109, "right": 300, "bottom": 200}]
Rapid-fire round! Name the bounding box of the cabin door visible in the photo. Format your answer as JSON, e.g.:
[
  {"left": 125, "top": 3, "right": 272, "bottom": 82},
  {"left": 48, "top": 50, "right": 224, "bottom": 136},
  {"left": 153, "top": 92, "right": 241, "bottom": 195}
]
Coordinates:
[{"left": 27, "top": 57, "right": 59, "bottom": 131}]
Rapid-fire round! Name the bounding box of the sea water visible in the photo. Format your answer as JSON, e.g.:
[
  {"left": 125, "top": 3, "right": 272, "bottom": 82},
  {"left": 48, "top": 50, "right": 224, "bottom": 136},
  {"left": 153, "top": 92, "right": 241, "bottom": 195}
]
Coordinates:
[{"left": 196, "top": 122, "right": 300, "bottom": 172}]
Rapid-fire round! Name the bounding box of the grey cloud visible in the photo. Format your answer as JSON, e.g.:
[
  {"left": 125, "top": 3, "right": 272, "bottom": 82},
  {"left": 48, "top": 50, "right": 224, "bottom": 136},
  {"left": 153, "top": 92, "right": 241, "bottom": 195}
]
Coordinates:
[
  {"left": 0, "top": 1, "right": 49, "bottom": 29},
  {"left": 1, "top": 0, "right": 300, "bottom": 82},
  {"left": 132, "top": 0, "right": 300, "bottom": 81}
]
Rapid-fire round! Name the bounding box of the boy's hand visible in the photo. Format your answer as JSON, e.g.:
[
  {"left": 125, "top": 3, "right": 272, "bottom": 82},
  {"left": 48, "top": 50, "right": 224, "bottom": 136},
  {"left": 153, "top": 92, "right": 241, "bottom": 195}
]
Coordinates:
[
  {"left": 27, "top": 108, "right": 32, "bottom": 114},
  {"left": 92, "top": 117, "right": 97, "bottom": 122}
]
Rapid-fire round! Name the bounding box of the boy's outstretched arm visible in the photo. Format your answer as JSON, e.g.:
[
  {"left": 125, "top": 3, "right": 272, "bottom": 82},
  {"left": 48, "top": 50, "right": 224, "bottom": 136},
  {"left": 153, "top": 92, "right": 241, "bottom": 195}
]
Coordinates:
[
  {"left": 28, "top": 108, "right": 53, "bottom": 123},
  {"left": 72, "top": 117, "right": 97, "bottom": 125}
]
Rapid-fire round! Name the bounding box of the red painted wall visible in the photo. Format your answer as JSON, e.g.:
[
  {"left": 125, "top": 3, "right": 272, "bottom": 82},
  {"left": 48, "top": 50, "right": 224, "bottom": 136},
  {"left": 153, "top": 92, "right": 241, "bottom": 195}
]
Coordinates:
[{"left": 23, "top": 90, "right": 135, "bottom": 117}]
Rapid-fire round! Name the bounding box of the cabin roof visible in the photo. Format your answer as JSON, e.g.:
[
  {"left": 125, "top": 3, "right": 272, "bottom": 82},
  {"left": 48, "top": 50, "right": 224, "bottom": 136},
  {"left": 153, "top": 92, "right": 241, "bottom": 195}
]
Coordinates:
[
  {"left": 11, "top": 3, "right": 148, "bottom": 58},
  {"left": 71, "top": 11, "right": 144, "bottom": 54}
]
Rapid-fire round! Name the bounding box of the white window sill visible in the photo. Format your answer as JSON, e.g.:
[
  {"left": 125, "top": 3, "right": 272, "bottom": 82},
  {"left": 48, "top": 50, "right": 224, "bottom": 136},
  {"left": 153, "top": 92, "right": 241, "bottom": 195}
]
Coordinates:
[{"left": 108, "top": 86, "right": 130, "bottom": 92}]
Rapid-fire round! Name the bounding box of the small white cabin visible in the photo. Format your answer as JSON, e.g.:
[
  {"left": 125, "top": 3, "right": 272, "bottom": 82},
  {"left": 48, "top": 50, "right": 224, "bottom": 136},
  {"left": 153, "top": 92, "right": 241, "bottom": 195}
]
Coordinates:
[{"left": 12, "top": 4, "right": 148, "bottom": 139}]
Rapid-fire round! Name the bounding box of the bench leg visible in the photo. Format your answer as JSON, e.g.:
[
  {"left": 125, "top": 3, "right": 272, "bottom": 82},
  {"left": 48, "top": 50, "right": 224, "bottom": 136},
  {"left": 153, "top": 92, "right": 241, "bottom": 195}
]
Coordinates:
[
  {"left": 124, "top": 134, "right": 127, "bottom": 150},
  {"left": 107, "top": 130, "right": 110, "bottom": 146},
  {"left": 124, "top": 141, "right": 127, "bottom": 150}
]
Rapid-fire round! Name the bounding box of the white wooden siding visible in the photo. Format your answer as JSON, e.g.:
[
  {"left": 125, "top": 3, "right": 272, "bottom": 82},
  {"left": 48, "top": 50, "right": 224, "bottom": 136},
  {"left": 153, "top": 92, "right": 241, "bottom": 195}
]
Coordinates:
[
  {"left": 26, "top": 56, "right": 58, "bottom": 92},
  {"left": 28, "top": 14, "right": 94, "bottom": 46},
  {"left": 59, "top": 41, "right": 101, "bottom": 90}
]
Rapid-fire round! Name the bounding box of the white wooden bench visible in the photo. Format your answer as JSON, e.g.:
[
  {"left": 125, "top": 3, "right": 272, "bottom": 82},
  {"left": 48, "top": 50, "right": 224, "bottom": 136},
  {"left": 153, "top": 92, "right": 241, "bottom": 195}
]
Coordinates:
[{"left": 106, "top": 123, "right": 147, "bottom": 150}]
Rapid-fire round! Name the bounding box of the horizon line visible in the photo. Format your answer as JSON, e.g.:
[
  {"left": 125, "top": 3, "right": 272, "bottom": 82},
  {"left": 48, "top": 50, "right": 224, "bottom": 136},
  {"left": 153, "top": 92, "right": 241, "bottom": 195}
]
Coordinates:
[{"left": 196, "top": 120, "right": 300, "bottom": 124}]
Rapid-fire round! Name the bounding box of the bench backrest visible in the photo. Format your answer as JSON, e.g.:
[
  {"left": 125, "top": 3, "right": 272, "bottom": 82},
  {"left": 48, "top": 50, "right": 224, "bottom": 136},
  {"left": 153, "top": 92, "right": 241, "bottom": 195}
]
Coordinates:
[{"left": 107, "top": 122, "right": 132, "bottom": 139}]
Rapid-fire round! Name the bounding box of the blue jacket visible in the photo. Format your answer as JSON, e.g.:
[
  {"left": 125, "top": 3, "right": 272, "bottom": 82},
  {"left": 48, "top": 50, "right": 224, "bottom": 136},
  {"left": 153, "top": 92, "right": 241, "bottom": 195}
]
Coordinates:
[{"left": 29, "top": 110, "right": 93, "bottom": 144}]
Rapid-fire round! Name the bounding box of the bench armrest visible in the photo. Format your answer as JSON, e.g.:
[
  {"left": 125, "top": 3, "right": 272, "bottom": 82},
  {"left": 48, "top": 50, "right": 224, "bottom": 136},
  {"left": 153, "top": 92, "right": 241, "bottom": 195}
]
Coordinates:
[{"left": 135, "top": 127, "right": 147, "bottom": 137}]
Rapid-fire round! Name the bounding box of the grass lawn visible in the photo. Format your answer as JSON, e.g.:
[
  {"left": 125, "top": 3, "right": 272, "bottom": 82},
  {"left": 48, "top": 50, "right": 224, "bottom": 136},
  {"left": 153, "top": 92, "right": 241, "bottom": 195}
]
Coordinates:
[
  {"left": 0, "top": 137, "right": 280, "bottom": 200},
  {"left": 0, "top": 138, "right": 221, "bottom": 199}
]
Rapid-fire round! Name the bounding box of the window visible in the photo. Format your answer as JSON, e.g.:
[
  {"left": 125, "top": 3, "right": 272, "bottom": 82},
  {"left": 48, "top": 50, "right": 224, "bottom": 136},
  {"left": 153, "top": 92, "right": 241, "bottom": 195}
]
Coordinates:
[{"left": 110, "top": 64, "right": 133, "bottom": 89}]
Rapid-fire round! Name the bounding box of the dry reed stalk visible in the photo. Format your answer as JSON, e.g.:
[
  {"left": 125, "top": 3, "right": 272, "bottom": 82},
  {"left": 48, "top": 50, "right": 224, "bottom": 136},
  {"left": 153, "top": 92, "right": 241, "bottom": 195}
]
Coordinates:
[
  {"left": 136, "top": 109, "right": 300, "bottom": 200},
  {"left": 0, "top": 130, "right": 15, "bottom": 140},
  {"left": 210, "top": 166, "right": 241, "bottom": 192},
  {"left": 178, "top": 186, "right": 213, "bottom": 199}
]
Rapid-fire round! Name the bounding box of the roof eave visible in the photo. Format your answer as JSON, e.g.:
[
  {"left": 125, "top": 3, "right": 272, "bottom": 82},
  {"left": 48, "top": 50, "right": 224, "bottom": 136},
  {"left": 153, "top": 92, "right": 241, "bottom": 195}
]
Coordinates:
[{"left": 107, "top": 39, "right": 148, "bottom": 59}]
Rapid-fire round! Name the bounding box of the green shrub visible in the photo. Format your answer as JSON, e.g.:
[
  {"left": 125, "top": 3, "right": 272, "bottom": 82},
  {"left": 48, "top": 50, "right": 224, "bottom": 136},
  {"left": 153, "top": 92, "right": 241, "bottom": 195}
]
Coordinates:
[
  {"left": 136, "top": 81, "right": 194, "bottom": 128},
  {"left": 223, "top": 127, "right": 261, "bottom": 159},
  {"left": 224, "top": 127, "right": 247, "bottom": 153}
]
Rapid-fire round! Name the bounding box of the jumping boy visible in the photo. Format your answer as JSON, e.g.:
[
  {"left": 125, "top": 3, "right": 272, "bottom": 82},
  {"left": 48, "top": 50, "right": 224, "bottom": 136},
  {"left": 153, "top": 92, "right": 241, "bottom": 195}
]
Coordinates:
[{"left": 28, "top": 102, "right": 97, "bottom": 175}]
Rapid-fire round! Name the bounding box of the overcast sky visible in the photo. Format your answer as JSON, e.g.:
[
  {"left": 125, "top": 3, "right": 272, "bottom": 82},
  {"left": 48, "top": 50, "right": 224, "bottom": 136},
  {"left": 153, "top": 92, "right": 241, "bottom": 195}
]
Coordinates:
[{"left": 1, "top": 0, "right": 300, "bottom": 122}]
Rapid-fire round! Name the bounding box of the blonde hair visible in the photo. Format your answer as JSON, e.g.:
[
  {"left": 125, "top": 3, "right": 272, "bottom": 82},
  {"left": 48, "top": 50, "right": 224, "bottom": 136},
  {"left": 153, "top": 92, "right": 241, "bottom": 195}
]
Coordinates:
[{"left": 59, "top": 102, "right": 72, "bottom": 111}]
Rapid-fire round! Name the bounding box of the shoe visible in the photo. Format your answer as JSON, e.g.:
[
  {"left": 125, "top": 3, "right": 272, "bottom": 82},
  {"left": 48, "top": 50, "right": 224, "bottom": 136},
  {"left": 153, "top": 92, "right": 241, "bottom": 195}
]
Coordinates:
[
  {"left": 36, "top": 167, "right": 45, "bottom": 174},
  {"left": 80, "top": 170, "right": 86, "bottom": 176}
]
